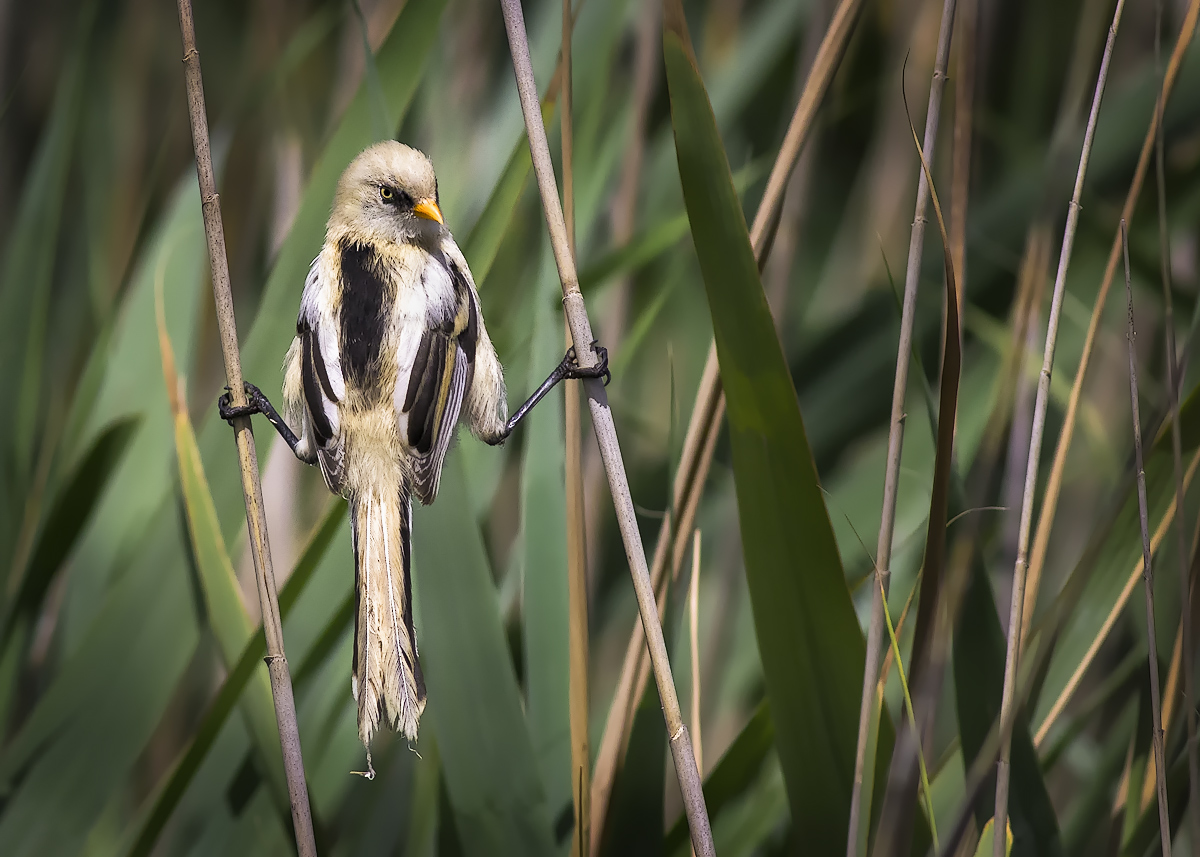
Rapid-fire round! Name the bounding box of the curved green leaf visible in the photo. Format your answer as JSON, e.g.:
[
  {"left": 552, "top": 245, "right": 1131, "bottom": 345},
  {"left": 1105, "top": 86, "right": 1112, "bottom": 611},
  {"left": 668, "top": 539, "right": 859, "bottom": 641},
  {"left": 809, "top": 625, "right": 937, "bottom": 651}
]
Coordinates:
[{"left": 663, "top": 5, "right": 877, "bottom": 850}]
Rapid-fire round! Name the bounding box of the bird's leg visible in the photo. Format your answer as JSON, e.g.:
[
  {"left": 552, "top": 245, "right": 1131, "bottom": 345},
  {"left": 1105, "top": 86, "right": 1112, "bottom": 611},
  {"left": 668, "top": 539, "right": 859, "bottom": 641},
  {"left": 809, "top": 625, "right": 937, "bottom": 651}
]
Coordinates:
[
  {"left": 218, "top": 381, "right": 315, "bottom": 464},
  {"left": 483, "top": 341, "right": 609, "bottom": 445}
]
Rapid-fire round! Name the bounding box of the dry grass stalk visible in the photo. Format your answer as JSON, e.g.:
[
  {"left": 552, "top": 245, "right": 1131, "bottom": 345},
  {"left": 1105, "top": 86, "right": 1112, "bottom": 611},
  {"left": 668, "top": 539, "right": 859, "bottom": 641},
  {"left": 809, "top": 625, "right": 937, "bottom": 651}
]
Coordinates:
[
  {"left": 991, "top": 2, "right": 1126, "bottom": 847},
  {"left": 1024, "top": 0, "right": 1200, "bottom": 631},
  {"left": 560, "top": 2, "right": 590, "bottom": 854},
  {"left": 174, "top": 0, "right": 316, "bottom": 853},
  {"left": 849, "top": 0, "right": 959, "bottom": 850},
  {"left": 1122, "top": 219, "right": 1172, "bottom": 856},
  {"left": 949, "top": 0, "right": 975, "bottom": 323},
  {"left": 689, "top": 529, "right": 703, "bottom": 857},
  {"left": 497, "top": 1, "right": 715, "bottom": 852},
  {"left": 590, "top": 0, "right": 869, "bottom": 844},
  {"left": 1153, "top": 0, "right": 1200, "bottom": 840}
]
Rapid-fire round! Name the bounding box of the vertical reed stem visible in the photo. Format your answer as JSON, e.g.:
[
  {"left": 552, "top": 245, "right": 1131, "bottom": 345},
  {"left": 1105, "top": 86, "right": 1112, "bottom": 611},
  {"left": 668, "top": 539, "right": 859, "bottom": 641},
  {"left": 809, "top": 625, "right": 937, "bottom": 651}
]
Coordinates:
[
  {"left": 992, "top": 4, "right": 1125, "bottom": 848},
  {"left": 1154, "top": 0, "right": 1200, "bottom": 842},
  {"left": 561, "top": 2, "right": 591, "bottom": 854},
  {"left": 848, "top": 1, "right": 958, "bottom": 852},
  {"left": 174, "top": 2, "right": 316, "bottom": 854},
  {"left": 497, "top": 2, "right": 715, "bottom": 853},
  {"left": 1122, "top": 220, "right": 1172, "bottom": 857}
]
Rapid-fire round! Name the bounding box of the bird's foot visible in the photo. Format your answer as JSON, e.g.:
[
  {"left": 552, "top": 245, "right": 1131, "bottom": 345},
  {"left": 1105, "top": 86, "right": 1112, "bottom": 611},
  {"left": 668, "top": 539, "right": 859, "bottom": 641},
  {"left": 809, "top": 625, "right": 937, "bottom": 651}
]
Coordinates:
[
  {"left": 563, "top": 341, "right": 610, "bottom": 386},
  {"left": 217, "top": 381, "right": 269, "bottom": 424}
]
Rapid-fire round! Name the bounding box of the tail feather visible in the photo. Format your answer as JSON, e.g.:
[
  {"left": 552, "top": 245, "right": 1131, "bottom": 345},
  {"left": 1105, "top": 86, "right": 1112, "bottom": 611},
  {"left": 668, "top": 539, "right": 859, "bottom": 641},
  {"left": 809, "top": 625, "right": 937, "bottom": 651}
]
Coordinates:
[{"left": 351, "top": 480, "right": 425, "bottom": 748}]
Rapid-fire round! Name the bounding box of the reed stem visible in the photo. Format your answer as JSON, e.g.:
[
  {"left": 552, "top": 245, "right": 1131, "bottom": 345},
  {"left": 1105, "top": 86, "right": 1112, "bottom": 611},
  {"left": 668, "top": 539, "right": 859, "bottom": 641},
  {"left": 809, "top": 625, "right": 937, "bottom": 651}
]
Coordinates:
[
  {"left": 498, "top": 1, "right": 715, "bottom": 853},
  {"left": 1122, "top": 219, "right": 1172, "bottom": 857},
  {"left": 174, "top": 1, "right": 316, "bottom": 854},
  {"left": 992, "top": 3, "right": 1125, "bottom": 848}
]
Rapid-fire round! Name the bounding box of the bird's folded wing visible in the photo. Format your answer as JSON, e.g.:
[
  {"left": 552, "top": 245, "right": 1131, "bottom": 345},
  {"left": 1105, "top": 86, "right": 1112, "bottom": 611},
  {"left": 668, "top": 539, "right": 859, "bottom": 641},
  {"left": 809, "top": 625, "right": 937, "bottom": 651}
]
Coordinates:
[{"left": 398, "top": 252, "right": 478, "bottom": 504}]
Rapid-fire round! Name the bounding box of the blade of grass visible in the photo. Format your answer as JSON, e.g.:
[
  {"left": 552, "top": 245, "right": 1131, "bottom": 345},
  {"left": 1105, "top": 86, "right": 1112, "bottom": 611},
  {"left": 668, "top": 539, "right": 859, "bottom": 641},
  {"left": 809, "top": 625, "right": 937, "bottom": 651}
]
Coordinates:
[
  {"left": 664, "top": 1, "right": 892, "bottom": 850},
  {"left": 174, "top": 1, "right": 314, "bottom": 850},
  {"left": 121, "top": 504, "right": 344, "bottom": 857},
  {"left": 591, "top": 0, "right": 870, "bottom": 841},
  {"left": 155, "top": 274, "right": 288, "bottom": 813},
  {"left": 413, "top": 456, "right": 557, "bottom": 855},
  {"left": 1121, "top": 219, "right": 1172, "bottom": 856},
  {"left": 993, "top": 1, "right": 1127, "bottom": 846},
  {"left": 499, "top": 1, "right": 715, "bottom": 852}
]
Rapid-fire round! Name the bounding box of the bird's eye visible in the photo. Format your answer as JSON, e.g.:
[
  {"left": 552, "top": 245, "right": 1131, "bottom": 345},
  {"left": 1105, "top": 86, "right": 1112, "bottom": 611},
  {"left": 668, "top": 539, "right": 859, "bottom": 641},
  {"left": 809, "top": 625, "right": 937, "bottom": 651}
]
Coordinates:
[{"left": 380, "top": 186, "right": 394, "bottom": 202}]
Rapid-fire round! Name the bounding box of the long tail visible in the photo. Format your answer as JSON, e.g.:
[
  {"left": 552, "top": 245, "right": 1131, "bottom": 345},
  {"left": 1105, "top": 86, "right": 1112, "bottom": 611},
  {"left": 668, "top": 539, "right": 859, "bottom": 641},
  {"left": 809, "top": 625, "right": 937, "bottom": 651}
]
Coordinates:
[{"left": 350, "top": 478, "right": 425, "bottom": 748}]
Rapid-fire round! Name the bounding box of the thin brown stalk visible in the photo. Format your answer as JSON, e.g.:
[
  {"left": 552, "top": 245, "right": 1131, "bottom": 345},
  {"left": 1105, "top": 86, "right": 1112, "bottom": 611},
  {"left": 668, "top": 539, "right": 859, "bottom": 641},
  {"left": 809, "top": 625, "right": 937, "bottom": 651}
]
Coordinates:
[
  {"left": 1154, "top": 0, "right": 1200, "bottom": 841},
  {"left": 850, "top": 0, "right": 959, "bottom": 850},
  {"left": 1122, "top": 220, "right": 1172, "bottom": 856},
  {"left": 949, "top": 0, "right": 975, "bottom": 324},
  {"left": 992, "top": 2, "right": 1125, "bottom": 847},
  {"left": 174, "top": 1, "right": 316, "bottom": 854},
  {"left": 688, "top": 529, "right": 703, "bottom": 857},
  {"left": 1024, "top": 0, "right": 1200, "bottom": 634},
  {"left": 590, "top": 0, "right": 868, "bottom": 845},
  {"left": 497, "top": 2, "right": 715, "bottom": 853},
  {"left": 561, "top": 2, "right": 590, "bottom": 855}
]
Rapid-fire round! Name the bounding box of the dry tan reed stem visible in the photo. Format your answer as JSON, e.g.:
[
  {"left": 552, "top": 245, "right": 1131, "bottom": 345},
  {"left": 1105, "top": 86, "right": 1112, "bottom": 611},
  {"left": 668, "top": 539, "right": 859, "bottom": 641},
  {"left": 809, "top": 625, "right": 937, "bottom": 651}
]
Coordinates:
[
  {"left": 497, "top": 1, "right": 715, "bottom": 853},
  {"left": 689, "top": 529, "right": 703, "bottom": 857},
  {"left": 174, "top": 1, "right": 316, "bottom": 854},
  {"left": 1024, "top": 0, "right": 1200, "bottom": 640},
  {"left": 560, "top": 3, "right": 591, "bottom": 855},
  {"left": 1122, "top": 220, "right": 1172, "bottom": 856},
  {"left": 1153, "top": 0, "right": 1200, "bottom": 840},
  {"left": 993, "top": 3, "right": 1125, "bottom": 848},
  {"left": 849, "top": 0, "right": 958, "bottom": 851},
  {"left": 590, "top": 0, "right": 868, "bottom": 844}
]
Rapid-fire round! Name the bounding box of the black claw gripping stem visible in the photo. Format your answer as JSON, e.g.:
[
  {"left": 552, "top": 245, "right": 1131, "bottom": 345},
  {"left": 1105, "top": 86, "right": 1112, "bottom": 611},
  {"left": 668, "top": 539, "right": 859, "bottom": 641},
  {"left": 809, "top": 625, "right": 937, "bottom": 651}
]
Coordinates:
[{"left": 218, "top": 381, "right": 305, "bottom": 457}]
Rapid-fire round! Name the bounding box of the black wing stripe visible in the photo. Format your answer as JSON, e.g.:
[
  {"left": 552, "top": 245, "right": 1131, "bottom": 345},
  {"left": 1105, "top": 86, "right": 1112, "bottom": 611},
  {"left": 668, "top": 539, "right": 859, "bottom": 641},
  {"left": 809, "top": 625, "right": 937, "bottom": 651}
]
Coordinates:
[
  {"left": 310, "top": 326, "right": 339, "bottom": 402},
  {"left": 408, "top": 332, "right": 446, "bottom": 453},
  {"left": 404, "top": 329, "right": 433, "bottom": 413},
  {"left": 301, "top": 327, "right": 334, "bottom": 445}
]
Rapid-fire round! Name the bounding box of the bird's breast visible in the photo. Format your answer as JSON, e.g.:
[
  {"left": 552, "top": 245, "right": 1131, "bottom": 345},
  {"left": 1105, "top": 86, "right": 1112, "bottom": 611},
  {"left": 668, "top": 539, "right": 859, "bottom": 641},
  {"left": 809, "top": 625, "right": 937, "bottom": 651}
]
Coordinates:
[{"left": 338, "top": 240, "right": 393, "bottom": 403}]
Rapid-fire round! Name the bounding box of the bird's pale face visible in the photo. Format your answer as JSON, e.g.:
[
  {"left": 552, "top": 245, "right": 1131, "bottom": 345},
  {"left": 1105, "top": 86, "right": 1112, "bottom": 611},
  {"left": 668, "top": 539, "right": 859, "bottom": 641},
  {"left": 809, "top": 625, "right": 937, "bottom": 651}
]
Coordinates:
[{"left": 331, "top": 141, "right": 445, "bottom": 246}]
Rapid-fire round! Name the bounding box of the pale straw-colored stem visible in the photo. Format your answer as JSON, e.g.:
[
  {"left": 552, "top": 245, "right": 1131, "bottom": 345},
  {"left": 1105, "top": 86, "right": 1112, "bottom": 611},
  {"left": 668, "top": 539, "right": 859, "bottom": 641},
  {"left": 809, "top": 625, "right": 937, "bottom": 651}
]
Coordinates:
[
  {"left": 1154, "top": 0, "right": 1200, "bottom": 840},
  {"left": 1122, "top": 220, "right": 1172, "bottom": 856},
  {"left": 174, "top": 1, "right": 316, "bottom": 854},
  {"left": 992, "top": 3, "right": 1125, "bottom": 849},
  {"left": 497, "top": 2, "right": 715, "bottom": 853},
  {"left": 591, "top": 0, "right": 868, "bottom": 845},
  {"left": 848, "top": 0, "right": 958, "bottom": 851},
  {"left": 560, "top": 2, "right": 591, "bottom": 854},
  {"left": 689, "top": 529, "right": 703, "bottom": 857}
]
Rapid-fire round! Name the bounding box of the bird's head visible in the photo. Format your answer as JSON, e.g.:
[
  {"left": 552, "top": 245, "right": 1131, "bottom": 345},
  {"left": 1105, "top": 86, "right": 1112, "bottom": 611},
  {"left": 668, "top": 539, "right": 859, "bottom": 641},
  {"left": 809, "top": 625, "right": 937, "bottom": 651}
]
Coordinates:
[{"left": 331, "top": 141, "right": 445, "bottom": 245}]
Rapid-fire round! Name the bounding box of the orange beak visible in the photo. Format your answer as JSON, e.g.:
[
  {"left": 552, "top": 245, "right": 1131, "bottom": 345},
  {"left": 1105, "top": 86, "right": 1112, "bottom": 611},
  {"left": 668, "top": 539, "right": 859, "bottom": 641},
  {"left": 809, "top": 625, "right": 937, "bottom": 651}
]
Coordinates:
[{"left": 413, "top": 198, "right": 444, "bottom": 225}]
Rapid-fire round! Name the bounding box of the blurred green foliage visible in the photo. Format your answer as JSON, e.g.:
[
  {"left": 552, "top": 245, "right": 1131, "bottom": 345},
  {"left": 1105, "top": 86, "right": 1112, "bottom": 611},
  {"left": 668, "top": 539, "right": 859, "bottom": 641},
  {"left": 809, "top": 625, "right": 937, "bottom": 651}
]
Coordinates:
[{"left": 3, "top": 0, "right": 1200, "bottom": 855}]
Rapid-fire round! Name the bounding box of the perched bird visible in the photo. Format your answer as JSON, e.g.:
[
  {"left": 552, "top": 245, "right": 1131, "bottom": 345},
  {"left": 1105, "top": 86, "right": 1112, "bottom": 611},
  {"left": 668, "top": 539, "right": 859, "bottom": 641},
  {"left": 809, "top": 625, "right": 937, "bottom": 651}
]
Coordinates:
[{"left": 220, "top": 141, "right": 606, "bottom": 767}]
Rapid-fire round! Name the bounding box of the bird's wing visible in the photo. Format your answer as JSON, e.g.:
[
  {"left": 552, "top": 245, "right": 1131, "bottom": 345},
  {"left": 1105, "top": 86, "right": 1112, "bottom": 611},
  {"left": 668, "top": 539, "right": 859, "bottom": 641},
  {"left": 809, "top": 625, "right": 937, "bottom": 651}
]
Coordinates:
[
  {"left": 297, "top": 256, "right": 347, "bottom": 491},
  {"left": 396, "top": 248, "right": 478, "bottom": 504}
]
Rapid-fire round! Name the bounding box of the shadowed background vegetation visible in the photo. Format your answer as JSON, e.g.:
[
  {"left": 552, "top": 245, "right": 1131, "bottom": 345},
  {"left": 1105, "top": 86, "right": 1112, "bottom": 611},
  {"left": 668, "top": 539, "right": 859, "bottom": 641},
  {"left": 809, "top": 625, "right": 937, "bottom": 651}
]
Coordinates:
[{"left": 2, "top": 0, "right": 1200, "bottom": 854}]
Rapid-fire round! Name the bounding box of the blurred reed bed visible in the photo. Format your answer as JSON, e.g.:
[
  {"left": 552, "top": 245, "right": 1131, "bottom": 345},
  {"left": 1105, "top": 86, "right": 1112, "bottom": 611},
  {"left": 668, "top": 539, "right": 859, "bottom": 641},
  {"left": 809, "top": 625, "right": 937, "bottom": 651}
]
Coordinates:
[{"left": 1, "top": 0, "right": 1200, "bottom": 855}]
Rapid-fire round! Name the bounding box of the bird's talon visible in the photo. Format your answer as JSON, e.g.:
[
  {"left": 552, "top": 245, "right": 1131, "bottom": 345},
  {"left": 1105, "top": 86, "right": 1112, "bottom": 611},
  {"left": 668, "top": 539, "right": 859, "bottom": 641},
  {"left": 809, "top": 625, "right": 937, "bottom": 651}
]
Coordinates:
[{"left": 217, "top": 381, "right": 264, "bottom": 425}]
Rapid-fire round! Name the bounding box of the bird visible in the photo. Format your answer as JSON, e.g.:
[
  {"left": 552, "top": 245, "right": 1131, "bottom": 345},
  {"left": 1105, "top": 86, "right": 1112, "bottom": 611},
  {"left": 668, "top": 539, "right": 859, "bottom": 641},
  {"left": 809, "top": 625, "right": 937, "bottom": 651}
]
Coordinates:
[{"left": 218, "top": 140, "right": 607, "bottom": 772}]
